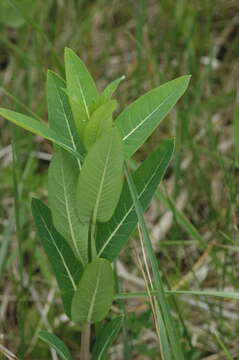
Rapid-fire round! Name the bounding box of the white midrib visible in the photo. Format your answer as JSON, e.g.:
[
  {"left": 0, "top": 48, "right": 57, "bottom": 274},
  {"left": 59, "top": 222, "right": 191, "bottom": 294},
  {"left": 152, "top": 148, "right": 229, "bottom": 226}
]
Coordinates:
[
  {"left": 60, "top": 160, "right": 85, "bottom": 266},
  {"left": 92, "top": 136, "right": 113, "bottom": 223},
  {"left": 54, "top": 82, "right": 82, "bottom": 170},
  {"left": 41, "top": 215, "right": 77, "bottom": 291},
  {"left": 86, "top": 264, "right": 102, "bottom": 323},
  {"left": 98, "top": 153, "right": 168, "bottom": 256},
  {"left": 122, "top": 90, "right": 177, "bottom": 141},
  {"left": 72, "top": 60, "right": 90, "bottom": 120},
  {"left": 97, "top": 326, "right": 119, "bottom": 359}
]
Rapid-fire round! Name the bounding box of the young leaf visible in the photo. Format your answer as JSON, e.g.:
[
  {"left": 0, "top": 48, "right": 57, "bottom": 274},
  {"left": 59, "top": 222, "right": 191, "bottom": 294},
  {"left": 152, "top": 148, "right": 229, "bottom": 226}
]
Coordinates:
[
  {"left": 97, "top": 139, "right": 174, "bottom": 260},
  {"left": 0, "top": 108, "right": 82, "bottom": 160},
  {"left": 103, "top": 75, "right": 125, "bottom": 99},
  {"left": 31, "top": 198, "right": 82, "bottom": 317},
  {"left": 47, "top": 70, "right": 84, "bottom": 163},
  {"left": 92, "top": 317, "right": 123, "bottom": 360},
  {"left": 77, "top": 127, "right": 124, "bottom": 223},
  {"left": 83, "top": 100, "right": 117, "bottom": 150},
  {"left": 116, "top": 75, "right": 191, "bottom": 159},
  {"left": 38, "top": 331, "right": 73, "bottom": 360},
  {"left": 64, "top": 47, "right": 99, "bottom": 137},
  {"left": 71, "top": 258, "right": 115, "bottom": 324},
  {"left": 48, "top": 148, "right": 89, "bottom": 266}
]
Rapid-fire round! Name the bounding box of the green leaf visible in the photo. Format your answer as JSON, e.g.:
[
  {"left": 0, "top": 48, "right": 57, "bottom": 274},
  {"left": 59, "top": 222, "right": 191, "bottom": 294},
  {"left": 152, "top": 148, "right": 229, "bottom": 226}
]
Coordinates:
[
  {"left": 38, "top": 331, "right": 73, "bottom": 360},
  {"left": 71, "top": 258, "right": 115, "bottom": 324},
  {"left": 31, "top": 199, "right": 82, "bottom": 317},
  {"left": 77, "top": 127, "right": 124, "bottom": 223},
  {"left": 84, "top": 100, "right": 117, "bottom": 150},
  {"left": 97, "top": 139, "right": 174, "bottom": 260},
  {"left": 116, "top": 75, "right": 190, "bottom": 159},
  {"left": 64, "top": 47, "right": 99, "bottom": 137},
  {"left": 103, "top": 75, "right": 125, "bottom": 99},
  {"left": 0, "top": 108, "right": 82, "bottom": 160},
  {"left": 48, "top": 148, "right": 89, "bottom": 266},
  {"left": 92, "top": 317, "right": 123, "bottom": 360},
  {"left": 47, "top": 70, "right": 84, "bottom": 164}
]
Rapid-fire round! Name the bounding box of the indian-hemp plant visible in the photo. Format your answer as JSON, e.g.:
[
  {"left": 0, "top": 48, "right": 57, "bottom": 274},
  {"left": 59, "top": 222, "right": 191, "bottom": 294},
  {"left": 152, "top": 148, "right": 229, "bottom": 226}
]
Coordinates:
[{"left": 0, "top": 48, "right": 190, "bottom": 360}]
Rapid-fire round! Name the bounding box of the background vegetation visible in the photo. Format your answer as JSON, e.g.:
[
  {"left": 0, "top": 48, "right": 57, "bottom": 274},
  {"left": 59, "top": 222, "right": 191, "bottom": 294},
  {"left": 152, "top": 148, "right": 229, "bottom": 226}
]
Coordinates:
[{"left": 0, "top": 0, "right": 239, "bottom": 358}]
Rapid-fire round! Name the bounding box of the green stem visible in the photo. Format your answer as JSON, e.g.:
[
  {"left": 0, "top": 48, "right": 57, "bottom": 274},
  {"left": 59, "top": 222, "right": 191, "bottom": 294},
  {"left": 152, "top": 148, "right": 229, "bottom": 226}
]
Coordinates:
[
  {"left": 124, "top": 164, "right": 184, "bottom": 360},
  {"left": 80, "top": 324, "right": 91, "bottom": 360}
]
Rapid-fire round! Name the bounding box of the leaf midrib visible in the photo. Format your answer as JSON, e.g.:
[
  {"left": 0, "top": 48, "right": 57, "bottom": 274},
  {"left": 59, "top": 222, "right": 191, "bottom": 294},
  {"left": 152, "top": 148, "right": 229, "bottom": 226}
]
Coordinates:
[
  {"left": 97, "top": 150, "right": 169, "bottom": 256},
  {"left": 40, "top": 215, "right": 77, "bottom": 291},
  {"left": 92, "top": 135, "right": 113, "bottom": 222},
  {"left": 86, "top": 263, "right": 102, "bottom": 323},
  {"left": 121, "top": 86, "right": 184, "bottom": 141}
]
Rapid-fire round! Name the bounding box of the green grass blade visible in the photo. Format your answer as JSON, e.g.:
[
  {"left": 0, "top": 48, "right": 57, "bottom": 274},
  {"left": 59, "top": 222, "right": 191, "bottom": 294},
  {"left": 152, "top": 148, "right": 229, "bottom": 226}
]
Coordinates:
[
  {"left": 92, "top": 316, "right": 123, "bottom": 360},
  {"left": 48, "top": 148, "right": 89, "bottom": 266},
  {"left": 115, "top": 290, "right": 239, "bottom": 301},
  {"left": 71, "top": 258, "right": 115, "bottom": 324},
  {"left": 38, "top": 331, "right": 73, "bottom": 360},
  {"left": 116, "top": 75, "right": 191, "bottom": 159},
  {"left": 124, "top": 164, "right": 184, "bottom": 360},
  {"left": 77, "top": 127, "right": 124, "bottom": 223},
  {"left": 31, "top": 198, "right": 82, "bottom": 317},
  {"left": 97, "top": 139, "right": 174, "bottom": 260}
]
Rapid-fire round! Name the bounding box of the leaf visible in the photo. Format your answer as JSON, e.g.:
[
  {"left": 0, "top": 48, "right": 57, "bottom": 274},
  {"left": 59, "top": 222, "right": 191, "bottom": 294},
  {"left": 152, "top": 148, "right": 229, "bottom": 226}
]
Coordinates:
[
  {"left": 97, "top": 139, "right": 174, "bottom": 260},
  {"left": 38, "top": 331, "right": 73, "bottom": 360},
  {"left": 64, "top": 47, "right": 99, "bottom": 137},
  {"left": 47, "top": 70, "right": 84, "bottom": 163},
  {"left": 103, "top": 75, "right": 125, "bottom": 99},
  {"left": 83, "top": 100, "right": 117, "bottom": 150},
  {"left": 92, "top": 317, "right": 123, "bottom": 360},
  {"left": 48, "top": 148, "right": 89, "bottom": 266},
  {"left": 71, "top": 258, "right": 115, "bottom": 324},
  {"left": 0, "top": 108, "right": 82, "bottom": 160},
  {"left": 77, "top": 127, "right": 124, "bottom": 223},
  {"left": 116, "top": 75, "right": 191, "bottom": 159},
  {"left": 31, "top": 198, "right": 82, "bottom": 317}
]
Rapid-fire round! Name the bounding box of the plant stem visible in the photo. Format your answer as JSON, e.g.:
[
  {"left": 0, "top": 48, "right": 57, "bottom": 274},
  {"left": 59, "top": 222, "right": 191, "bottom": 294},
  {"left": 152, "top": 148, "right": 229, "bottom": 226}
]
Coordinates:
[{"left": 80, "top": 324, "right": 91, "bottom": 360}]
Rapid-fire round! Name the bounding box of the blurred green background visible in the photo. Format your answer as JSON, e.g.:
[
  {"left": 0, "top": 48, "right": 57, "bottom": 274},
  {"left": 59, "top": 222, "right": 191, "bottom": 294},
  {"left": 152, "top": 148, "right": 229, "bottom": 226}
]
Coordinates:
[{"left": 0, "top": 0, "right": 239, "bottom": 359}]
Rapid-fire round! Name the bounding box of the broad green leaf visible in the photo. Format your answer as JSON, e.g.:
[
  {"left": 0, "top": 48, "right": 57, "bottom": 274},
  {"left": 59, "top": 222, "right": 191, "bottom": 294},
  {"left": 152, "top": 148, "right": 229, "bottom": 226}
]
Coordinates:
[
  {"left": 31, "top": 199, "right": 82, "bottom": 317},
  {"left": 103, "top": 75, "right": 125, "bottom": 99},
  {"left": 92, "top": 317, "right": 123, "bottom": 360},
  {"left": 64, "top": 47, "right": 99, "bottom": 137},
  {"left": 77, "top": 127, "right": 124, "bottom": 223},
  {"left": 48, "top": 148, "right": 89, "bottom": 266},
  {"left": 84, "top": 100, "right": 117, "bottom": 150},
  {"left": 116, "top": 75, "right": 190, "bottom": 159},
  {"left": 47, "top": 70, "right": 84, "bottom": 164},
  {"left": 97, "top": 139, "right": 174, "bottom": 260},
  {"left": 71, "top": 258, "right": 115, "bottom": 324},
  {"left": 0, "top": 108, "right": 82, "bottom": 160},
  {"left": 38, "top": 331, "right": 73, "bottom": 360}
]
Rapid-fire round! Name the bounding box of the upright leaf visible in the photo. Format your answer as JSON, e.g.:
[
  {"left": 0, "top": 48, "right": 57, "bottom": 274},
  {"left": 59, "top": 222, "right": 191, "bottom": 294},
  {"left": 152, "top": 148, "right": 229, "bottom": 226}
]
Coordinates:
[
  {"left": 48, "top": 148, "right": 89, "bottom": 266},
  {"left": 92, "top": 317, "right": 123, "bottom": 360},
  {"left": 84, "top": 100, "right": 117, "bottom": 150},
  {"left": 71, "top": 258, "right": 115, "bottom": 324},
  {"left": 97, "top": 139, "right": 174, "bottom": 260},
  {"left": 47, "top": 70, "right": 84, "bottom": 164},
  {"left": 0, "top": 108, "right": 82, "bottom": 160},
  {"left": 77, "top": 127, "right": 124, "bottom": 223},
  {"left": 103, "top": 75, "right": 125, "bottom": 99},
  {"left": 116, "top": 75, "right": 190, "bottom": 159},
  {"left": 64, "top": 47, "right": 99, "bottom": 137},
  {"left": 38, "top": 331, "right": 73, "bottom": 360},
  {"left": 31, "top": 199, "right": 82, "bottom": 317}
]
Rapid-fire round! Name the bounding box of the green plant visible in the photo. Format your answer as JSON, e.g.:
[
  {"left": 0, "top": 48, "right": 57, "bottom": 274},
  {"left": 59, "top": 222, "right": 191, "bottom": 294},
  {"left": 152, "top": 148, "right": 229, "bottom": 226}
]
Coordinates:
[{"left": 0, "top": 48, "right": 191, "bottom": 359}]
